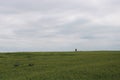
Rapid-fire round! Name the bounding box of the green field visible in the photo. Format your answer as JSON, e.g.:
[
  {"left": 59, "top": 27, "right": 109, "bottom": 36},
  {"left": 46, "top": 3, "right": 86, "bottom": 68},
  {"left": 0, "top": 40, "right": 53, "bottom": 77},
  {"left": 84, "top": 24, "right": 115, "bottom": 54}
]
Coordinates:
[{"left": 0, "top": 51, "right": 120, "bottom": 80}]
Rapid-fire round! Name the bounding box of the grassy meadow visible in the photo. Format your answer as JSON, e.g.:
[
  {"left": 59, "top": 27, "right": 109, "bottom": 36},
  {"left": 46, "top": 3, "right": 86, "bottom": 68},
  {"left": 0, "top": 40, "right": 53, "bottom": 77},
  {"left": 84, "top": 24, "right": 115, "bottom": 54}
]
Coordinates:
[{"left": 0, "top": 51, "right": 120, "bottom": 80}]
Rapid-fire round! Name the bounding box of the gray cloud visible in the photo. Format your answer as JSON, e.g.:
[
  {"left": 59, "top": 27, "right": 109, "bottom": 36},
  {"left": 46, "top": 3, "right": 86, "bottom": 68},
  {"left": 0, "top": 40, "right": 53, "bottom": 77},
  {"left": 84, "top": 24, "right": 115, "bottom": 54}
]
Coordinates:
[{"left": 0, "top": 0, "right": 120, "bottom": 52}]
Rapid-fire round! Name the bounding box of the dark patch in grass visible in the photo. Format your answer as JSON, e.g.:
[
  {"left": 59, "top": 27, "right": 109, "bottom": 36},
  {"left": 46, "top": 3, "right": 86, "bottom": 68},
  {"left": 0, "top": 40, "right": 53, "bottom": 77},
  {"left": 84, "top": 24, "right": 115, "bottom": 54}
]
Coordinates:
[
  {"left": 14, "top": 63, "right": 20, "bottom": 67},
  {"left": 28, "top": 64, "right": 34, "bottom": 66},
  {"left": 0, "top": 56, "right": 5, "bottom": 58}
]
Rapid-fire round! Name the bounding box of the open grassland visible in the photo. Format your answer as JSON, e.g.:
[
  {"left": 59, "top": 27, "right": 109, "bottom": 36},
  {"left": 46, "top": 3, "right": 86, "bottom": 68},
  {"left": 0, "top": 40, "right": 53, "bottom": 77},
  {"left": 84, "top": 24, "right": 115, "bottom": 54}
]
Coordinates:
[{"left": 0, "top": 51, "right": 120, "bottom": 80}]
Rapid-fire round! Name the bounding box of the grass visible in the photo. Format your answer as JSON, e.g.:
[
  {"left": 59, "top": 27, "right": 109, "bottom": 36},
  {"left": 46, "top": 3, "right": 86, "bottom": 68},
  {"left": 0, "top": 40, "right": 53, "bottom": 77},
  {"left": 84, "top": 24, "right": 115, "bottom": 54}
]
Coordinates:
[{"left": 0, "top": 51, "right": 120, "bottom": 80}]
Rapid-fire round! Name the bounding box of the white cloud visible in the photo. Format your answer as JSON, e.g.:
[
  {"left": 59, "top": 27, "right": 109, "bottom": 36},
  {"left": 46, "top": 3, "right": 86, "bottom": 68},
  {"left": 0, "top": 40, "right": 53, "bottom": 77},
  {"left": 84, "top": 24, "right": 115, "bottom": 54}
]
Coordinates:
[{"left": 0, "top": 0, "right": 120, "bottom": 51}]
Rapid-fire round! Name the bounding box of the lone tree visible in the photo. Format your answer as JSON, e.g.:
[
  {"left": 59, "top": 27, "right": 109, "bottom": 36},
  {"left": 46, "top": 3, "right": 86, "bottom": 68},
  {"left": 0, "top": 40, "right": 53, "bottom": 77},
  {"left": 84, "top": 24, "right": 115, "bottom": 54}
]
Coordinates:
[{"left": 75, "top": 49, "right": 77, "bottom": 52}]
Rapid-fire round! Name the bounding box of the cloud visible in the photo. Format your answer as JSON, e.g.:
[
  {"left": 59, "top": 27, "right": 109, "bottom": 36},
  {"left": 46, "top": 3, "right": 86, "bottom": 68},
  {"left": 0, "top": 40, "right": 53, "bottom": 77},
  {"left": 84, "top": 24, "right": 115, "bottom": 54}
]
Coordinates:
[{"left": 0, "top": 0, "right": 120, "bottom": 52}]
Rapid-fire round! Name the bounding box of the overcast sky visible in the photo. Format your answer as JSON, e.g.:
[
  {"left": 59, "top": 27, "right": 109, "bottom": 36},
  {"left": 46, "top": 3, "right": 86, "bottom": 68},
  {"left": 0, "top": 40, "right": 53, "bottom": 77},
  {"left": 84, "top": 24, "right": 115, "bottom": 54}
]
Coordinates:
[{"left": 0, "top": 0, "right": 120, "bottom": 52}]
